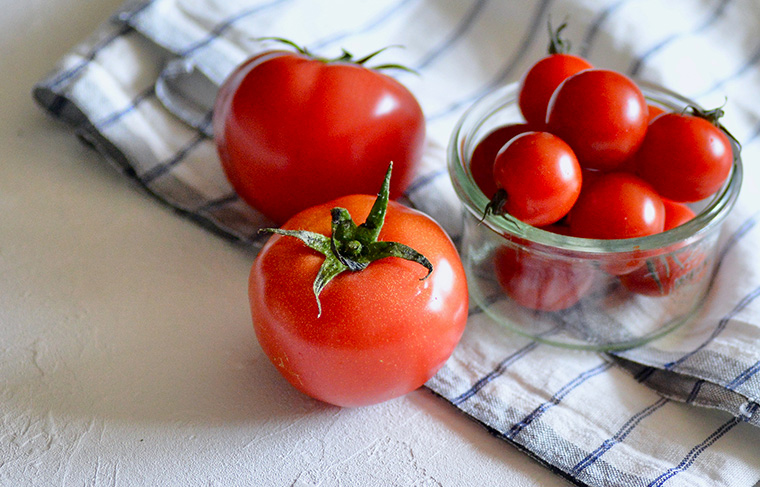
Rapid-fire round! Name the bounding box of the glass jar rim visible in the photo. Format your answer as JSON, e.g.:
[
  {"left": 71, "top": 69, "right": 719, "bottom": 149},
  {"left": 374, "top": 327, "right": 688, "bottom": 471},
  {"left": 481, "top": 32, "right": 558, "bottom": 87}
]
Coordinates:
[{"left": 447, "top": 80, "right": 743, "bottom": 254}]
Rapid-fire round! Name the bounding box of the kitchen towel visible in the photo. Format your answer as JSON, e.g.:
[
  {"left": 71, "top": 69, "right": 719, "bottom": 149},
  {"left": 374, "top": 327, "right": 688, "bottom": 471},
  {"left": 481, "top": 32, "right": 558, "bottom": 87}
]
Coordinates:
[{"left": 33, "top": 0, "right": 760, "bottom": 485}]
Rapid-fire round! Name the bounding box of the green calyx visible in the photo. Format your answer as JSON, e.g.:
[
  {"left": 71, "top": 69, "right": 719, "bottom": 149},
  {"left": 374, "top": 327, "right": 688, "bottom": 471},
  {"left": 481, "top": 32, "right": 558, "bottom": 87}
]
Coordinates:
[
  {"left": 483, "top": 188, "right": 509, "bottom": 220},
  {"left": 260, "top": 163, "right": 433, "bottom": 317},
  {"left": 257, "top": 37, "right": 416, "bottom": 73},
  {"left": 547, "top": 20, "right": 572, "bottom": 55},
  {"left": 686, "top": 103, "right": 742, "bottom": 151}
]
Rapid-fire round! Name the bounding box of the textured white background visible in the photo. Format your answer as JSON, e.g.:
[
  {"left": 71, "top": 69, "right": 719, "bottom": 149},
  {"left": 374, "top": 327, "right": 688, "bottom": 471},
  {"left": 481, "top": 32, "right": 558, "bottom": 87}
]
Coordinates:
[{"left": 0, "top": 1, "right": 569, "bottom": 485}]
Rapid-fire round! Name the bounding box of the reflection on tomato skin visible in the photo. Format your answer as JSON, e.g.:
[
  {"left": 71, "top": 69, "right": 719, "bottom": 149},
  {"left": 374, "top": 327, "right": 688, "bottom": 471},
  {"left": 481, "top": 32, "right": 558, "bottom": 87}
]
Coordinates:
[
  {"left": 493, "top": 244, "right": 595, "bottom": 312},
  {"left": 619, "top": 250, "right": 707, "bottom": 297}
]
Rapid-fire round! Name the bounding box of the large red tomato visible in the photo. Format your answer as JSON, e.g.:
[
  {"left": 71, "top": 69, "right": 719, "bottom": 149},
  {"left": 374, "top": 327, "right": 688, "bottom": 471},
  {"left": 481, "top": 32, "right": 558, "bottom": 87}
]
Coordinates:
[
  {"left": 213, "top": 49, "right": 426, "bottom": 224},
  {"left": 249, "top": 178, "right": 468, "bottom": 407}
]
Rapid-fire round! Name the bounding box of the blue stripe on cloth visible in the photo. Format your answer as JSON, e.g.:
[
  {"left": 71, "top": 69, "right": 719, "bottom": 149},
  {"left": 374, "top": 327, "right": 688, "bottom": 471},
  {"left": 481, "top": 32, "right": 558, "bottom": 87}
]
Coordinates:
[
  {"left": 426, "top": 0, "right": 554, "bottom": 121},
  {"left": 93, "top": 86, "right": 156, "bottom": 129},
  {"left": 176, "top": 0, "right": 293, "bottom": 57},
  {"left": 661, "top": 211, "right": 760, "bottom": 369},
  {"left": 409, "top": 0, "right": 489, "bottom": 72},
  {"left": 451, "top": 342, "right": 540, "bottom": 406},
  {"left": 646, "top": 412, "right": 749, "bottom": 487},
  {"left": 665, "top": 285, "right": 760, "bottom": 370},
  {"left": 627, "top": 0, "right": 732, "bottom": 77},
  {"left": 46, "top": 24, "right": 133, "bottom": 91},
  {"left": 141, "top": 114, "right": 213, "bottom": 184},
  {"left": 309, "top": 0, "right": 419, "bottom": 51},
  {"left": 46, "top": 1, "right": 155, "bottom": 91},
  {"left": 686, "top": 379, "right": 705, "bottom": 403},
  {"left": 696, "top": 39, "right": 760, "bottom": 99},
  {"left": 634, "top": 366, "right": 656, "bottom": 383},
  {"left": 505, "top": 361, "right": 613, "bottom": 440},
  {"left": 578, "top": 0, "right": 632, "bottom": 58},
  {"left": 726, "top": 360, "right": 760, "bottom": 390},
  {"left": 571, "top": 397, "right": 669, "bottom": 476},
  {"left": 177, "top": 0, "right": 290, "bottom": 57}
]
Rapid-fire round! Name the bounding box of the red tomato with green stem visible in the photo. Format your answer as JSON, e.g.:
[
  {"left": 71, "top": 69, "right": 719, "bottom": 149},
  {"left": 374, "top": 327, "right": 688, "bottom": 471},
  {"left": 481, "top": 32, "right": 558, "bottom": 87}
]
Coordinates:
[
  {"left": 636, "top": 107, "right": 734, "bottom": 202},
  {"left": 469, "top": 123, "right": 535, "bottom": 198},
  {"left": 546, "top": 69, "right": 648, "bottom": 171},
  {"left": 250, "top": 165, "right": 468, "bottom": 407},
  {"left": 518, "top": 22, "right": 593, "bottom": 127},
  {"left": 213, "top": 41, "right": 426, "bottom": 224},
  {"left": 486, "top": 131, "right": 582, "bottom": 227}
]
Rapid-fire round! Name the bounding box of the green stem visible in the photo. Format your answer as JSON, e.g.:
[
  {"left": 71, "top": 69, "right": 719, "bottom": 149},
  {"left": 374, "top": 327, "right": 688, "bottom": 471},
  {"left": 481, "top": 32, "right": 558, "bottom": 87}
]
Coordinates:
[{"left": 260, "top": 162, "right": 432, "bottom": 317}]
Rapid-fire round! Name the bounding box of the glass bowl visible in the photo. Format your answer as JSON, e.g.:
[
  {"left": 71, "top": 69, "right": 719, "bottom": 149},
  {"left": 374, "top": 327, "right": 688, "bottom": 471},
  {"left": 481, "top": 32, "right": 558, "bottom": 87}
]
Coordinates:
[{"left": 447, "top": 81, "right": 743, "bottom": 351}]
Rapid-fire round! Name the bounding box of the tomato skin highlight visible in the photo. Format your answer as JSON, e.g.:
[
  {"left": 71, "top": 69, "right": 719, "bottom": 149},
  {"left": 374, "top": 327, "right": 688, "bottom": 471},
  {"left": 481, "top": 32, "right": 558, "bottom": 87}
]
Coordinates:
[
  {"left": 546, "top": 69, "right": 648, "bottom": 171},
  {"left": 569, "top": 172, "right": 665, "bottom": 240},
  {"left": 518, "top": 53, "right": 593, "bottom": 127},
  {"left": 491, "top": 132, "right": 582, "bottom": 226},
  {"left": 249, "top": 195, "right": 468, "bottom": 408},
  {"left": 214, "top": 51, "right": 426, "bottom": 224},
  {"left": 636, "top": 112, "right": 733, "bottom": 202}
]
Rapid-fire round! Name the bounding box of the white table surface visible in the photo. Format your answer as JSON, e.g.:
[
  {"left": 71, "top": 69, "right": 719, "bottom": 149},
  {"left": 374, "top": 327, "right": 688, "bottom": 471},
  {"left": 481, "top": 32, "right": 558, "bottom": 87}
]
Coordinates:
[{"left": 0, "top": 2, "right": 570, "bottom": 485}]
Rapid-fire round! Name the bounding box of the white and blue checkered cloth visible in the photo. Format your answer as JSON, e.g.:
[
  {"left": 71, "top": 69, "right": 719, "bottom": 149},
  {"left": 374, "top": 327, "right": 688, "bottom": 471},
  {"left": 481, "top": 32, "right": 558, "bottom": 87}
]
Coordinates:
[{"left": 34, "top": 0, "right": 760, "bottom": 485}]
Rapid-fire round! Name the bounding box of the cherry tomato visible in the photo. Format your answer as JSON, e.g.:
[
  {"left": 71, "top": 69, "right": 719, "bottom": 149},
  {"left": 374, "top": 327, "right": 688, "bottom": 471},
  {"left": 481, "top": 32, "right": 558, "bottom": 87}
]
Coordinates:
[
  {"left": 489, "top": 132, "right": 582, "bottom": 226},
  {"left": 250, "top": 193, "right": 468, "bottom": 408},
  {"left": 518, "top": 53, "right": 593, "bottom": 127},
  {"left": 619, "top": 200, "right": 701, "bottom": 296},
  {"left": 569, "top": 172, "right": 665, "bottom": 240},
  {"left": 619, "top": 246, "right": 706, "bottom": 297},
  {"left": 662, "top": 199, "right": 696, "bottom": 231},
  {"left": 546, "top": 69, "right": 648, "bottom": 171},
  {"left": 213, "top": 49, "right": 425, "bottom": 224},
  {"left": 647, "top": 104, "right": 666, "bottom": 122},
  {"left": 636, "top": 110, "right": 733, "bottom": 202},
  {"left": 469, "top": 123, "right": 535, "bottom": 198},
  {"left": 517, "top": 22, "right": 593, "bottom": 127},
  {"left": 494, "top": 243, "right": 594, "bottom": 312}
]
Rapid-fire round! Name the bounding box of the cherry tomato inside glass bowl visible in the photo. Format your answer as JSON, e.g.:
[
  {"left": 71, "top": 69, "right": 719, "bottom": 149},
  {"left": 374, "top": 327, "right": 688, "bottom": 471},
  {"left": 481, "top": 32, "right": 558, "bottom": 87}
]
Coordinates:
[{"left": 447, "top": 81, "right": 742, "bottom": 351}]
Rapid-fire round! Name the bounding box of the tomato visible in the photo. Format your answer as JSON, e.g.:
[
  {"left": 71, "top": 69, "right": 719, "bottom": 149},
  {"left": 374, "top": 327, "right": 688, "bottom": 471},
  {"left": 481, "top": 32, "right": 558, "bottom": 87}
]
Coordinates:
[
  {"left": 470, "top": 123, "right": 535, "bottom": 198},
  {"left": 569, "top": 172, "right": 665, "bottom": 240},
  {"left": 213, "top": 48, "right": 426, "bottom": 224},
  {"left": 636, "top": 110, "right": 733, "bottom": 202},
  {"left": 494, "top": 243, "right": 594, "bottom": 312},
  {"left": 619, "top": 246, "right": 706, "bottom": 297},
  {"left": 546, "top": 69, "right": 648, "bottom": 171},
  {"left": 662, "top": 199, "right": 696, "bottom": 231},
  {"left": 517, "top": 22, "right": 593, "bottom": 127},
  {"left": 518, "top": 54, "right": 593, "bottom": 127},
  {"left": 487, "top": 132, "right": 582, "bottom": 226},
  {"left": 647, "top": 104, "right": 666, "bottom": 122},
  {"left": 249, "top": 168, "right": 468, "bottom": 407},
  {"left": 619, "top": 200, "right": 702, "bottom": 296}
]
